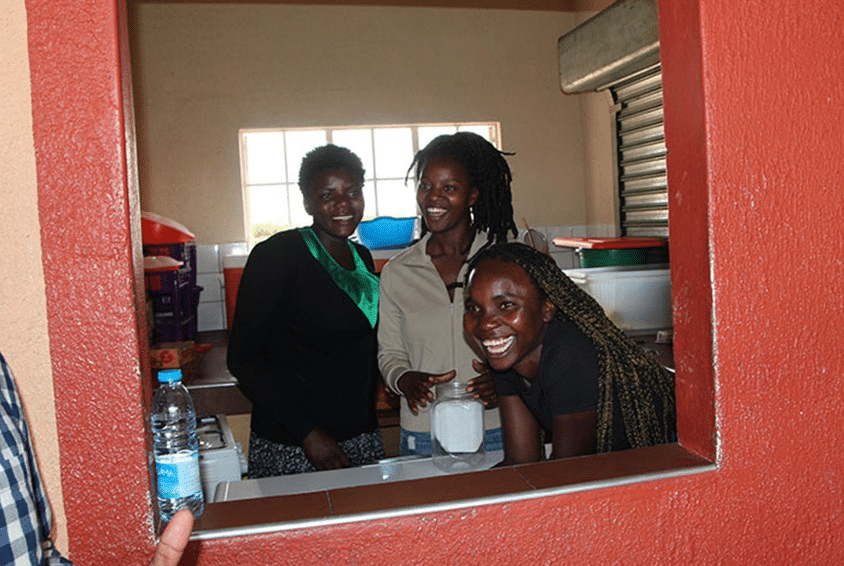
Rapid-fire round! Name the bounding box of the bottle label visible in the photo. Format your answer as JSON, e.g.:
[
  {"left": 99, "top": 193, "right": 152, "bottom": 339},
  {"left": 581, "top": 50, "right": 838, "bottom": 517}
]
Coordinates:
[{"left": 155, "top": 451, "right": 202, "bottom": 498}]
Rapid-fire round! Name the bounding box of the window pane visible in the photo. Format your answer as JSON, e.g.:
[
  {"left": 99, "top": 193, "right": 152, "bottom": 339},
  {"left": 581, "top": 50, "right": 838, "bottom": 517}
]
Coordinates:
[
  {"left": 417, "top": 125, "right": 457, "bottom": 149},
  {"left": 362, "top": 183, "right": 378, "bottom": 220},
  {"left": 373, "top": 128, "right": 413, "bottom": 178},
  {"left": 332, "top": 129, "right": 374, "bottom": 180},
  {"left": 243, "top": 131, "right": 285, "bottom": 185},
  {"left": 284, "top": 130, "right": 328, "bottom": 183},
  {"left": 289, "top": 186, "right": 311, "bottom": 228},
  {"left": 375, "top": 179, "right": 417, "bottom": 218},
  {"left": 247, "top": 184, "right": 288, "bottom": 241},
  {"left": 457, "top": 123, "right": 493, "bottom": 141}
]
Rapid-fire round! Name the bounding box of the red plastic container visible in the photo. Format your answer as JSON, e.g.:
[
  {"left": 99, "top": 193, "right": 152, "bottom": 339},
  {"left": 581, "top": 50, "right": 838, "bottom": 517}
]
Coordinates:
[
  {"left": 142, "top": 212, "right": 198, "bottom": 286},
  {"left": 141, "top": 211, "right": 194, "bottom": 244},
  {"left": 223, "top": 255, "right": 248, "bottom": 332}
]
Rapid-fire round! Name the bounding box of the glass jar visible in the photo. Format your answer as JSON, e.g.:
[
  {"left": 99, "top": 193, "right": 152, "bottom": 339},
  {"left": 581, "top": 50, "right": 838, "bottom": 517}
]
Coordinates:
[{"left": 430, "top": 381, "right": 485, "bottom": 472}]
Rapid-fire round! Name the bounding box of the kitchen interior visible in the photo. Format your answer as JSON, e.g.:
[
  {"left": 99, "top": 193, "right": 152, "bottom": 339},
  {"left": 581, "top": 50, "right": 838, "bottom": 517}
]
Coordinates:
[{"left": 130, "top": 0, "right": 675, "bottom": 520}]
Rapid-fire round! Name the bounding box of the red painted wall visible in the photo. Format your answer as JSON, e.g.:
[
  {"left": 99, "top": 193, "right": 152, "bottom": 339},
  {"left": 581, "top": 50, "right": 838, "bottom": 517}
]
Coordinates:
[{"left": 26, "top": 0, "right": 844, "bottom": 563}]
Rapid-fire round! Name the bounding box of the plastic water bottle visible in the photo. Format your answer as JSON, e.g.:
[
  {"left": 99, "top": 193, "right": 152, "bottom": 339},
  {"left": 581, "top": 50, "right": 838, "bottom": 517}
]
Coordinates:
[{"left": 151, "top": 368, "right": 204, "bottom": 522}]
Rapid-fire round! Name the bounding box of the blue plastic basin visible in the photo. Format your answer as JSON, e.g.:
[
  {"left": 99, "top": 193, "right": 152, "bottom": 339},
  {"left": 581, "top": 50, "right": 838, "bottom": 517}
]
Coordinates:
[{"left": 357, "top": 217, "right": 416, "bottom": 249}]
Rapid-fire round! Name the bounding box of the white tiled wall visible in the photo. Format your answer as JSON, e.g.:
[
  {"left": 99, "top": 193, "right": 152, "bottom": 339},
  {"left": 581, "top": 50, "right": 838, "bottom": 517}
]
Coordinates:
[{"left": 196, "top": 242, "right": 248, "bottom": 332}]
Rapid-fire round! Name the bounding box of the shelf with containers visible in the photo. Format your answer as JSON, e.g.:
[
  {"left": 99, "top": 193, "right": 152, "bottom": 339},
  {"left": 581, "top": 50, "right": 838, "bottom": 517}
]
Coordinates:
[{"left": 142, "top": 212, "right": 203, "bottom": 343}]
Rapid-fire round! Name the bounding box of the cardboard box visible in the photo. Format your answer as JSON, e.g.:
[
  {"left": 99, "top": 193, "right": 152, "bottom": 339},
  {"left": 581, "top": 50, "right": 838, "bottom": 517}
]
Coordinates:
[{"left": 150, "top": 341, "right": 197, "bottom": 369}]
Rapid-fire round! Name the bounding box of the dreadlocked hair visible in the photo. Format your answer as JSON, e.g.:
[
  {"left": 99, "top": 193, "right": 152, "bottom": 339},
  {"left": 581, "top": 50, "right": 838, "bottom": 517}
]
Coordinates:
[
  {"left": 407, "top": 132, "right": 518, "bottom": 246},
  {"left": 465, "top": 242, "right": 676, "bottom": 453}
]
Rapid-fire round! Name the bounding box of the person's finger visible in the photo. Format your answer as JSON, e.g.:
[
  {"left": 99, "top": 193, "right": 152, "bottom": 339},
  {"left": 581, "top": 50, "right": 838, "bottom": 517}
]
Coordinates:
[
  {"left": 429, "top": 370, "right": 456, "bottom": 384},
  {"left": 151, "top": 509, "right": 193, "bottom": 566}
]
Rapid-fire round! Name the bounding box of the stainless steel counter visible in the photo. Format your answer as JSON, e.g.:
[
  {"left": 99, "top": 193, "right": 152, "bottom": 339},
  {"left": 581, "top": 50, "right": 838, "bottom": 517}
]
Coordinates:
[{"left": 213, "top": 450, "right": 505, "bottom": 502}]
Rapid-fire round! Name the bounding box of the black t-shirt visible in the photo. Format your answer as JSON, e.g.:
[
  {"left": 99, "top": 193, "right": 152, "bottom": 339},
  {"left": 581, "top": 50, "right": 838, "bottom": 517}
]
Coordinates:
[
  {"left": 493, "top": 317, "right": 631, "bottom": 451},
  {"left": 494, "top": 317, "right": 599, "bottom": 433}
]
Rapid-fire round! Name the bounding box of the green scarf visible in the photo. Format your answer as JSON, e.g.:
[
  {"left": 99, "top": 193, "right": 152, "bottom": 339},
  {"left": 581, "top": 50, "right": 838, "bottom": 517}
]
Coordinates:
[{"left": 299, "top": 227, "right": 379, "bottom": 328}]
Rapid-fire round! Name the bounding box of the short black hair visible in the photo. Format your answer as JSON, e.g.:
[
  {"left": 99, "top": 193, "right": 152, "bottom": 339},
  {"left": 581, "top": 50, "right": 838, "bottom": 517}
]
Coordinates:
[
  {"left": 407, "top": 132, "right": 517, "bottom": 246},
  {"left": 298, "top": 144, "right": 365, "bottom": 195}
]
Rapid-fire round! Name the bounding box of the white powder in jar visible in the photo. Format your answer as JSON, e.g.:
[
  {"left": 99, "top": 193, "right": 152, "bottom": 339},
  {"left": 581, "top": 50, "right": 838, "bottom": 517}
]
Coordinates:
[{"left": 432, "top": 400, "right": 483, "bottom": 453}]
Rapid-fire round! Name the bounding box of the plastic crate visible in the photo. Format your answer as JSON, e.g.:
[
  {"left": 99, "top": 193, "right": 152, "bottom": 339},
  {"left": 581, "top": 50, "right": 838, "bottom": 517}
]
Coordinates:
[
  {"left": 563, "top": 264, "right": 672, "bottom": 332},
  {"left": 151, "top": 285, "right": 202, "bottom": 342},
  {"left": 144, "top": 267, "right": 191, "bottom": 294},
  {"left": 143, "top": 240, "right": 197, "bottom": 286}
]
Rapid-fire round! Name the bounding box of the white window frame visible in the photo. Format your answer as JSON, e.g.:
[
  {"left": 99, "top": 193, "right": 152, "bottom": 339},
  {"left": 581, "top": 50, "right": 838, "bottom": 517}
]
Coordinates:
[{"left": 238, "top": 122, "right": 500, "bottom": 248}]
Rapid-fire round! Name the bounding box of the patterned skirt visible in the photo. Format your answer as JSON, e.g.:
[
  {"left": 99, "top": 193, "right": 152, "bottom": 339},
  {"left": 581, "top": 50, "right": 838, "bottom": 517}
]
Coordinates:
[{"left": 248, "top": 430, "right": 384, "bottom": 478}]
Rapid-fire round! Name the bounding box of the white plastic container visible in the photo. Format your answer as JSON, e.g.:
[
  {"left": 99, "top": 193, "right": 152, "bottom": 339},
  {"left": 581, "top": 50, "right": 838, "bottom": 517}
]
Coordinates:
[
  {"left": 430, "top": 381, "right": 485, "bottom": 472},
  {"left": 563, "top": 264, "right": 672, "bottom": 332}
]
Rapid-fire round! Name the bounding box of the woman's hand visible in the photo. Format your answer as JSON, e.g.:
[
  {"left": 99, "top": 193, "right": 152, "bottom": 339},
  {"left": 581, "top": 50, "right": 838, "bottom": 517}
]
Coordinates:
[
  {"left": 302, "top": 427, "right": 350, "bottom": 470},
  {"left": 466, "top": 359, "right": 499, "bottom": 409},
  {"left": 396, "top": 370, "right": 456, "bottom": 414}
]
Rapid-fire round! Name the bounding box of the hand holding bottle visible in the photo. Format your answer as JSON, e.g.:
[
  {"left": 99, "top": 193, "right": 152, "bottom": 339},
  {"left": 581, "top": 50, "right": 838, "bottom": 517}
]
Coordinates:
[{"left": 149, "top": 509, "right": 194, "bottom": 566}]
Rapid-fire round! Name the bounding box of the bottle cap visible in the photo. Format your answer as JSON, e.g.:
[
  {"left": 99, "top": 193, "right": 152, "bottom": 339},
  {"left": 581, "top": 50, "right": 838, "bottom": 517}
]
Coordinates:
[{"left": 157, "top": 369, "right": 183, "bottom": 383}]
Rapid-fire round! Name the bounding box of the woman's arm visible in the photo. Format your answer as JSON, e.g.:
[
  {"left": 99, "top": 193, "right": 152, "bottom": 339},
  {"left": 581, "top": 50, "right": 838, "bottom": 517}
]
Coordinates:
[
  {"left": 550, "top": 410, "right": 597, "bottom": 459},
  {"left": 376, "top": 264, "right": 414, "bottom": 395},
  {"left": 226, "top": 238, "right": 317, "bottom": 442},
  {"left": 498, "top": 395, "right": 544, "bottom": 465},
  {"left": 302, "top": 427, "right": 350, "bottom": 470}
]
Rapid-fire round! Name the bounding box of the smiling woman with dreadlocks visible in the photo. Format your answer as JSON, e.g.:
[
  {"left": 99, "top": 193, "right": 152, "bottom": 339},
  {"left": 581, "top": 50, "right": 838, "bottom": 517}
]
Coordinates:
[
  {"left": 377, "top": 132, "right": 518, "bottom": 456},
  {"left": 463, "top": 242, "right": 676, "bottom": 463}
]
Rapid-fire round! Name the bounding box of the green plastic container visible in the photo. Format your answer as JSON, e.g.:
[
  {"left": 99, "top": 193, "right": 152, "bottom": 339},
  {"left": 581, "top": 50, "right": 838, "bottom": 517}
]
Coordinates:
[{"left": 578, "top": 247, "right": 650, "bottom": 268}]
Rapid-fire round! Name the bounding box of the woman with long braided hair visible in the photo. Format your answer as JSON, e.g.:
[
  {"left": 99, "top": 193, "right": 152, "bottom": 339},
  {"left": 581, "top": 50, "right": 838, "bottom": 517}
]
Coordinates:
[
  {"left": 463, "top": 242, "right": 676, "bottom": 463},
  {"left": 378, "top": 132, "right": 519, "bottom": 456}
]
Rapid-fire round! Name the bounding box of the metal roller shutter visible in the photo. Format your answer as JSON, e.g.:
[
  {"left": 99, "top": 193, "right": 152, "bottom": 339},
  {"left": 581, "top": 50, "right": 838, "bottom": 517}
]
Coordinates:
[
  {"left": 609, "top": 63, "right": 667, "bottom": 237},
  {"left": 558, "top": 0, "right": 667, "bottom": 238}
]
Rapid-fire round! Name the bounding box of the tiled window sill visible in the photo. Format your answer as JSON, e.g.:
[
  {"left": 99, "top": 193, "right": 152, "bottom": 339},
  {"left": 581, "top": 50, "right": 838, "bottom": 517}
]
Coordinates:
[{"left": 192, "top": 443, "right": 714, "bottom": 540}]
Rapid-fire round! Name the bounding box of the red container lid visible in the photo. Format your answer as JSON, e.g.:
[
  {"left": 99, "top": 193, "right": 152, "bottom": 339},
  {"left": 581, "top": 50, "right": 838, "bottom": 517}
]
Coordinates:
[
  {"left": 552, "top": 236, "right": 667, "bottom": 250},
  {"left": 141, "top": 211, "right": 195, "bottom": 244}
]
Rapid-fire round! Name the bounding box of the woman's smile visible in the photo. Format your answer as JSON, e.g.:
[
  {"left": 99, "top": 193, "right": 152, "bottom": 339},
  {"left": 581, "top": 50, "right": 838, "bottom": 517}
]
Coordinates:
[
  {"left": 464, "top": 258, "right": 555, "bottom": 379},
  {"left": 481, "top": 335, "right": 516, "bottom": 357},
  {"left": 416, "top": 156, "right": 478, "bottom": 234}
]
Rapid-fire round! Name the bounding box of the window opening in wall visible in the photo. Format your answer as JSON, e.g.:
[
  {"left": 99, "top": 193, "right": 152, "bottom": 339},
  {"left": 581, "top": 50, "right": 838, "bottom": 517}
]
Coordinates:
[{"left": 239, "top": 122, "right": 500, "bottom": 248}]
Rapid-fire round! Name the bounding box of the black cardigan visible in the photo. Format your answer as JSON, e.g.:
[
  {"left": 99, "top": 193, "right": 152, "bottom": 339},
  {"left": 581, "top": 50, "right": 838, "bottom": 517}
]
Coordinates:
[{"left": 226, "top": 229, "right": 379, "bottom": 445}]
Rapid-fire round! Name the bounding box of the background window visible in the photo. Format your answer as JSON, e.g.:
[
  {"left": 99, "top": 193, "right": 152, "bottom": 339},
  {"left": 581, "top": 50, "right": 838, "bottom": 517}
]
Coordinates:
[{"left": 239, "top": 122, "right": 500, "bottom": 247}]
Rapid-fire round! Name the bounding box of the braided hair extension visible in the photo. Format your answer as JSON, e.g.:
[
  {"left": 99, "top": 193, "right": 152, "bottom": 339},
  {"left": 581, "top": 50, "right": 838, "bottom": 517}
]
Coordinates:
[
  {"left": 465, "top": 242, "right": 676, "bottom": 452},
  {"left": 298, "top": 144, "right": 365, "bottom": 195},
  {"left": 407, "top": 132, "right": 518, "bottom": 246}
]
